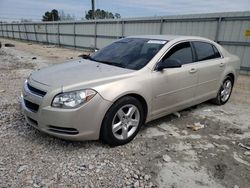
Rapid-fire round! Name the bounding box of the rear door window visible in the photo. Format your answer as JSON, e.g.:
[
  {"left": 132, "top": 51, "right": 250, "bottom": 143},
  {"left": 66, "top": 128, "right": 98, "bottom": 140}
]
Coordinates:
[{"left": 193, "top": 41, "right": 221, "bottom": 61}]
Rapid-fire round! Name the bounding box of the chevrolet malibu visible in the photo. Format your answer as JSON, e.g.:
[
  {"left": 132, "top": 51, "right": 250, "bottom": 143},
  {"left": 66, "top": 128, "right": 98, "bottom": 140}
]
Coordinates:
[{"left": 21, "top": 35, "right": 240, "bottom": 146}]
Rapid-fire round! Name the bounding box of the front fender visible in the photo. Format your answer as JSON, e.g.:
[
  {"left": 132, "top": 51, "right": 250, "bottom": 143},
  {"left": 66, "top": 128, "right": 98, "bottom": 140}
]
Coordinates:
[{"left": 93, "top": 70, "right": 153, "bottom": 121}]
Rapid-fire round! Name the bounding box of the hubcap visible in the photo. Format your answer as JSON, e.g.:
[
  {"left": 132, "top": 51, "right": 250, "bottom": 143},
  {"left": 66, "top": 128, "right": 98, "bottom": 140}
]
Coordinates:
[
  {"left": 112, "top": 104, "right": 140, "bottom": 140},
  {"left": 220, "top": 80, "right": 232, "bottom": 102}
]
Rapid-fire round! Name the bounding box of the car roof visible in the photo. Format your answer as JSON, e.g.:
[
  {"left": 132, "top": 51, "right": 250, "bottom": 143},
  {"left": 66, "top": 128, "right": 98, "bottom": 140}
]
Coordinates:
[{"left": 127, "top": 35, "right": 212, "bottom": 42}]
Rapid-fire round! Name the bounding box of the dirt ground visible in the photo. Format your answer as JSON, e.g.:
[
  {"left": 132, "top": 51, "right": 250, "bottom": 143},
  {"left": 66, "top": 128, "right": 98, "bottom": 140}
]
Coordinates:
[{"left": 0, "top": 38, "right": 250, "bottom": 188}]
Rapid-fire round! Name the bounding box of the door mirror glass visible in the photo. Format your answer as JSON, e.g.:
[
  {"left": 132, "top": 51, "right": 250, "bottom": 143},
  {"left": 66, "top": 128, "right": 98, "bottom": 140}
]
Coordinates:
[{"left": 156, "top": 59, "right": 182, "bottom": 71}]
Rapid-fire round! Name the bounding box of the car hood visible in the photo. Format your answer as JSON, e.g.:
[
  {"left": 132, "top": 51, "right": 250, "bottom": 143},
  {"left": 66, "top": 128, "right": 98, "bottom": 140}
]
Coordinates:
[{"left": 30, "top": 59, "right": 135, "bottom": 89}]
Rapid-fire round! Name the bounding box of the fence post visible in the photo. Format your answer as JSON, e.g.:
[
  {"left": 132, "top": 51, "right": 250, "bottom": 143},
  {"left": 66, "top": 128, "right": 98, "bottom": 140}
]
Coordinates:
[
  {"left": 6, "top": 24, "right": 9, "bottom": 38},
  {"left": 73, "top": 22, "right": 76, "bottom": 48},
  {"left": 45, "top": 23, "right": 49, "bottom": 44},
  {"left": 0, "top": 23, "right": 3, "bottom": 37},
  {"left": 94, "top": 21, "right": 97, "bottom": 49},
  {"left": 34, "top": 24, "right": 37, "bottom": 42},
  {"left": 18, "top": 24, "right": 21, "bottom": 39},
  {"left": 57, "top": 23, "right": 60, "bottom": 46},
  {"left": 215, "top": 17, "right": 222, "bottom": 42},
  {"left": 159, "top": 17, "right": 163, "bottom": 34},
  {"left": 121, "top": 20, "right": 125, "bottom": 38},
  {"left": 24, "top": 23, "right": 28, "bottom": 41},
  {"left": 11, "top": 24, "right": 14, "bottom": 39}
]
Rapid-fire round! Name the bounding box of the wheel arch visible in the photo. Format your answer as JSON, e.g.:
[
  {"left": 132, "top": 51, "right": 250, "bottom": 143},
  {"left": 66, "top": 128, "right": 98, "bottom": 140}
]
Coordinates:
[
  {"left": 99, "top": 93, "right": 148, "bottom": 143},
  {"left": 226, "top": 73, "right": 235, "bottom": 85},
  {"left": 105, "top": 93, "right": 148, "bottom": 123}
]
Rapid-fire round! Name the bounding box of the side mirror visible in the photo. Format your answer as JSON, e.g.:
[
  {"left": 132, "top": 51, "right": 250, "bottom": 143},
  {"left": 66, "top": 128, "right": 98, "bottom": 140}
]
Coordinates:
[{"left": 156, "top": 59, "right": 182, "bottom": 71}]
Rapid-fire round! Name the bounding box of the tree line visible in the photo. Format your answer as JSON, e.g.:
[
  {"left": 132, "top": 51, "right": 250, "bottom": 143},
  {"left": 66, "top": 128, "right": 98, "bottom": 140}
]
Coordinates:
[{"left": 42, "top": 9, "right": 121, "bottom": 21}]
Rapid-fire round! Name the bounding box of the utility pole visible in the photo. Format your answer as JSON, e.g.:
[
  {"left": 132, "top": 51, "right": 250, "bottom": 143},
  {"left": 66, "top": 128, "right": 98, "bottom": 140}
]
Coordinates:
[{"left": 91, "top": 0, "right": 95, "bottom": 19}]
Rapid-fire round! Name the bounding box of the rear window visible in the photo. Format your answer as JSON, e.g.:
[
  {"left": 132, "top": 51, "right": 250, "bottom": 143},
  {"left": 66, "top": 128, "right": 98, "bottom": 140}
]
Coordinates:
[{"left": 193, "top": 41, "right": 221, "bottom": 61}]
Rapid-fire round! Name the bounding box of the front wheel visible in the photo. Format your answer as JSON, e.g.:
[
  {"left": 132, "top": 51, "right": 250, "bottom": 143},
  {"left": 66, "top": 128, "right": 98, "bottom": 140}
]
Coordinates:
[
  {"left": 100, "top": 96, "right": 144, "bottom": 146},
  {"left": 212, "top": 76, "right": 233, "bottom": 105}
]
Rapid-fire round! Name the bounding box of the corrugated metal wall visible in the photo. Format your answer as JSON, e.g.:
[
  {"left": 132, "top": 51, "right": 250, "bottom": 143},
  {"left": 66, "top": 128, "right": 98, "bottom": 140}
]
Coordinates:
[{"left": 0, "top": 11, "right": 250, "bottom": 71}]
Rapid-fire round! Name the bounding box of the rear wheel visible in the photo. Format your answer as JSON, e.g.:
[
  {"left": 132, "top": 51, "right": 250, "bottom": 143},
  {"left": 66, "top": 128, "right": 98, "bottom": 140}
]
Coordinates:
[
  {"left": 100, "top": 96, "right": 144, "bottom": 146},
  {"left": 212, "top": 76, "right": 233, "bottom": 105}
]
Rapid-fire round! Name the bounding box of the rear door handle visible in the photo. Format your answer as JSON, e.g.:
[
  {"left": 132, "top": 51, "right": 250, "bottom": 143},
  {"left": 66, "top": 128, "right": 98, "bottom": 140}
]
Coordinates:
[
  {"left": 189, "top": 68, "right": 197, "bottom": 73},
  {"left": 219, "top": 62, "right": 225, "bottom": 67}
]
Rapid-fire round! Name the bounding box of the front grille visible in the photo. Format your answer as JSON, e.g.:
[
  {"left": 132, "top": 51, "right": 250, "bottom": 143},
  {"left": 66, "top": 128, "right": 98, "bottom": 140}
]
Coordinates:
[
  {"left": 48, "top": 125, "right": 79, "bottom": 135},
  {"left": 24, "top": 99, "right": 39, "bottom": 112},
  {"left": 27, "top": 83, "right": 47, "bottom": 97}
]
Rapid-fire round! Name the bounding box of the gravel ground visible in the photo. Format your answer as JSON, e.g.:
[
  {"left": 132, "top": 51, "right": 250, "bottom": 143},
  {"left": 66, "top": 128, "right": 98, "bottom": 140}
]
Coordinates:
[{"left": 0, "top": 38, "right": 250, "bottom": 188}]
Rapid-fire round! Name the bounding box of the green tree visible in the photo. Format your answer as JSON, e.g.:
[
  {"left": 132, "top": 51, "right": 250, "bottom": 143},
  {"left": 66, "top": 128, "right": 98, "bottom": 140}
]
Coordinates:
[
  {"left": 85, "top": 9, "right": 121, "bottom": 20},
  {"left": 42, "top": 9, "right": 60, "bottom": 21}
]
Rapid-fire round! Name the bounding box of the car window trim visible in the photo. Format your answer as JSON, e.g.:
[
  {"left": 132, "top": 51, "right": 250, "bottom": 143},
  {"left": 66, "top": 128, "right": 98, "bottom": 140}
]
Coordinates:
[{"left": 153, "top": 40, "right": 195, "bottom": 71}]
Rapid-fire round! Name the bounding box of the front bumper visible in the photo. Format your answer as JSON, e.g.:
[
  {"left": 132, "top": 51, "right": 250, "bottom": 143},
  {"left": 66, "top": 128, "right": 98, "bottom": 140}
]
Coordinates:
[{"left": 21, "top": 81, "right": 112, "bottom": 141}]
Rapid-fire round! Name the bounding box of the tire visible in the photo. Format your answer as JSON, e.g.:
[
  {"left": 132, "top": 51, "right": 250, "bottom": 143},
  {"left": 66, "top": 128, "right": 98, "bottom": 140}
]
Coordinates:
[
  {"left": 100, "top": 96, "right": 144, "bottom": 146},
  {"left": 211, "top": 76, "right": 233, "bottom": 105}
]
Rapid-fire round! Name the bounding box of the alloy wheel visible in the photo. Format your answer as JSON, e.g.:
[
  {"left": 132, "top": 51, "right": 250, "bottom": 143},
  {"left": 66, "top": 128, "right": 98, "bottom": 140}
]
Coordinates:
[
  {"left": 220, "top": 79, "right": 232, "bottom": 102},
  {"left": 111, "top": 104, "right": 140, "bottom": 140}
]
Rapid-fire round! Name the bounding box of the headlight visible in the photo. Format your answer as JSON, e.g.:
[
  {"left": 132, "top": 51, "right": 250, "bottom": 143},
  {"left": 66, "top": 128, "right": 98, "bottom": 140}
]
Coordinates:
[{"left": 52, "top": 89, "right": 97, "bottom": 108}]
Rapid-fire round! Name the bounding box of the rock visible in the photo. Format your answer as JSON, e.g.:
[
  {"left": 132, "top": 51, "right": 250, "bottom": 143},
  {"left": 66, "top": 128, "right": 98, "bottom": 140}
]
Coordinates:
[
  {"left": 244, "top": 151, "right": 250, "bottom": 156},
  {"left": 17, "top": 165, "right": 28, "bottom": 173},
  {"left": 33, "top": 183, "right": 39, "bottom": 188},
  {"left": 233, "top": 152, "right": 250, "bottom": 166},
  {"left": 163, "top": 154, "right": 171, "bottom": 162},
  {"left": 4, "top": 43, "right": 15, "bottom": 47},
  {"left": 88, "top": 164, "right": 94, "bottom": 170},
  {"left": 140, "top": 151, "right": 146, "bottom": 156},
  {"left": 173, "top": 112, "right": 181, "bottom": 118},
  {"left": 144, "top": 174, "right": 151, "bottom": 181},
  {"left": 96, "top": 168, "right": 100, "bottom": 173},
  {"left": 0, "top": 167, "right": 6, "bottom": 171},
  {"left": 203, "top": 109, "right": 212, "bottom": 112},
  {"left": 26, "top": 179, "right": 33, "bottom": 184},
  {"left": 121, "top": 164, "right": 126, "bottom": 169},
  {"left": 187, "top": 122, "right": 205, "bottom": 131},
  {"left": 234, "top": 185, "right": 239, "bottom": 188},
  {"left": 133, "top": 174, "right": 139, "bottom": 179},
  {"left": 239, "top": 143, "right": 250, "bottom": 150},
  {"left": 134, "top": 180, "right": 140, "bottom": 187},
  {"left": 148, "top": 182, "right": 154, "bottom": 187},
  {"left": 0, "top": 90, "right": 5, "bottom": 93}
]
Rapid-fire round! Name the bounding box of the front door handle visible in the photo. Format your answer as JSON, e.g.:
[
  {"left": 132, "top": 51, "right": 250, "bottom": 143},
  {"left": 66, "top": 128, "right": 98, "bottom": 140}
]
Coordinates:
[{"left": 189, "top": 68, "right": 197, "bottom": 73}]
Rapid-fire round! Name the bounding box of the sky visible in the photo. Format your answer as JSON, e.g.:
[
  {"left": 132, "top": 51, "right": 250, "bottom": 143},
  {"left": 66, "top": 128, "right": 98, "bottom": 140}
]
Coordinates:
[{"left": 0, "top": 0, "right": 250, "bottom": 22}]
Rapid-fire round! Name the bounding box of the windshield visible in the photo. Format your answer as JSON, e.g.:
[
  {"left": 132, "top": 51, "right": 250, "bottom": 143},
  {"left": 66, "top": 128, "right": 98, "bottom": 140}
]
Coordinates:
[{"left": 89, "top": 38, "right": 167, "bottom": 70}]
